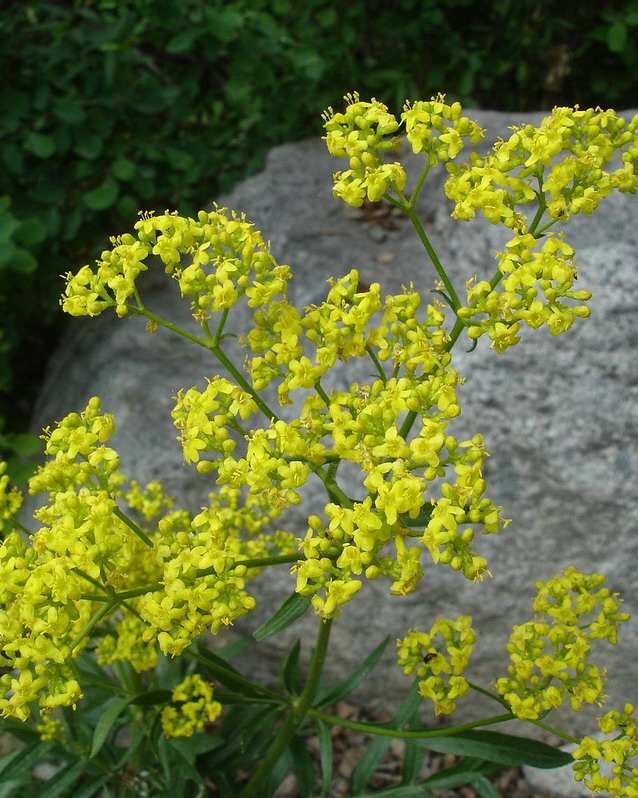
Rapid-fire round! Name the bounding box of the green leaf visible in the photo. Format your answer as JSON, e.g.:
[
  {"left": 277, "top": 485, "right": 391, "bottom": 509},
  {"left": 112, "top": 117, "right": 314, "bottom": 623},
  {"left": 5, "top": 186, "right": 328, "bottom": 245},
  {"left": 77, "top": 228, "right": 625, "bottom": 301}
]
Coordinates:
[
  {"left": 6, "top": 433, "right": 40, "bottom": 456},
  {"left": 113, "top": 722, "right": 145, "bottom": 771},
  {"left": 83, "top": 178, "right": 119, "bottom": 211},
  {"left": 351, "top": 680, "right": 424, "bottom": 793},
  {"left": 0, "top": 779, "right": 24, "bottom": 798},
  {"left": 74, "top": 652, "right": 119, "bottom": 689},
  {"left": 167, "top": 739, "right": 206, "bottom": 785},
  {"left": 37, "top": 761, "right": 87, "bottom": 798},
  {"left": 0, "top": 718, "right": 41, "bottom": 745},
  {"left": 262, "top": 747, "right": 292, "bottom": 797},
  {"left": 0, "top": 747, "right": 29, "bottom": 778},
  {"left": 130, "top": 689, "right": 172, "bottom": 706},
  {"left": 1, "top": 741, "right": 54, "bottom": 781},
  {"left": 314, "top": 636, "right": 390, "bottom": 708},
  {"left": 204, "top": 7, "right": 243, "bottom": 43},
  {"left": 289, "top": 735, "right": 314, "bottom": 798},
  {"left": 350, "top": 731, "right": 391, "bottom": 793},
  {"left": 282, "top": 639, "right": 302, "bottom": 694},
  {"left": 420, "top": 758, "right": 496, "bottom": 789},
  {"left": 0, "top": 240, "right": 18, "bottom": 268},
  {"left": 9, "top": 247, "right": 38, "bottom": 273},
  {"left": 66, "top": 776, "right": 108, "bottom": 798},
  {"left": 473, "top": 774, "right": 502, "bottom": 798},
  {"left": 171, "top": 733, "right": 223, "bottom": 764},
  {"left": 166, "top": 29, "right": 203, "bottom": 53},
  {"left": 212, "top": 637, "right": 249, "bottom": 662},
  {"left": 412, "top": 729, "right": 573, "bottom": 769},
  {"left": 90, "top": 695, "right": 137, "bottom": 757},
  {"left": 52, "top": 100, "right": 86, "bottom": 124},
  {"left": 190, "top": 644, "right": 265, "bottom": 695},
  {"left": 74, "top": 134, "right": 104, "bottom": 160},
  {"left": 14, "top": 218, "right": 47, "bottom": 246},
  {"left": 607, "top": 21, "right": 627, "bottom": 52},
  {"left": 401, "top": 738, "right": 426, "bottom": 785},
  {"left": 315, "top": 719, "right": 333, "bottom": 798},
  {"left": 253, "top": 592, "right": 311, "bottom": 641},
  {"left": 0, "top": 211, "right": 18, "bottom": 242},
  {"left": 351, "top": 786, "right": 434, "bottom": 797},
  {"left": 112, "top": 157, "right": 136, "bottom": 181},
  {"left": 24, "top": 132, "right": 56, "bottom": 158}
]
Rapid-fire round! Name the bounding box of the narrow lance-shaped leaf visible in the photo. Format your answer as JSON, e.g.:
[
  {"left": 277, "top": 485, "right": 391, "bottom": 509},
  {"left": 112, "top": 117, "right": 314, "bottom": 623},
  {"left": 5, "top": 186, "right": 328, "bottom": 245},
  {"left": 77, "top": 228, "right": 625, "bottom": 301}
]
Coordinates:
[
  {"left": 253, "top": 592, "right": 311, "bottom": 641},
  {"left": 314, "top": 635, "right": 390, "bottom": 708},
  {"left": 411, "top": 729, "right": 573, "bottom": 769}
]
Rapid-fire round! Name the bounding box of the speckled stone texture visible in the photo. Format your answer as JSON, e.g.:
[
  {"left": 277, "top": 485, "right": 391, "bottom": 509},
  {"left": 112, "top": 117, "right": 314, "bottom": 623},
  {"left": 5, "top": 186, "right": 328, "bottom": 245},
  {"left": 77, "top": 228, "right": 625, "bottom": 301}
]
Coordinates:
[{"left": 27, "top": 109, "right": 638, "bottom": 742}]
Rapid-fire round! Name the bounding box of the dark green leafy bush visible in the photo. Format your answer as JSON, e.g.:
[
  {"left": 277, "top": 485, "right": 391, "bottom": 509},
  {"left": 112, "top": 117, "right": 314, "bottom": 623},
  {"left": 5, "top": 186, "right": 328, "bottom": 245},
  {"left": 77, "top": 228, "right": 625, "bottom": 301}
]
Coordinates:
[{"left": 0, "top": 0, "right": 636, "bottom": 455}]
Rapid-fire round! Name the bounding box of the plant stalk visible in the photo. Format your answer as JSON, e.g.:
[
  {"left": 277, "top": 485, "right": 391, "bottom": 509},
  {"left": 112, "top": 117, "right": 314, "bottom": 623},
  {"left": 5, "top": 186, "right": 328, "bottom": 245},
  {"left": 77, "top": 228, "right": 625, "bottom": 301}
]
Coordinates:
[{"left": 237, "top": 618, "right": 333, "bottom": 798}]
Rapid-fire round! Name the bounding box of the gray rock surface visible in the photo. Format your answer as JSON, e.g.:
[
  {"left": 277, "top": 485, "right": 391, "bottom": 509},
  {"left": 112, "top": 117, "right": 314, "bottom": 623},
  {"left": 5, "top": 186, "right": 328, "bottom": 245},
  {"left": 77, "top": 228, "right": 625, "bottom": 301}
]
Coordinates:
[{"left": 26, "top": 109, "right": 637, "bottom": 743}]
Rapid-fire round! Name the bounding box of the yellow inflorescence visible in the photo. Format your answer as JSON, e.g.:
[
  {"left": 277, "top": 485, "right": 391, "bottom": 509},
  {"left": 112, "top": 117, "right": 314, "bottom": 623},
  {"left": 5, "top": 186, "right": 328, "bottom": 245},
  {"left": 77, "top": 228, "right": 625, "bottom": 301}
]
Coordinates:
[
  {"left": 0, "top": 398, "right": 294, "bottom": 719},
  {"left": 571, "top": 703, "right": 638, "bottom": 796},
  {"left": 62, "top": 207, "right": 291, "bottom": 320},
  {"left": 495, "top": 568, "right": 630, "bottom": 721},
  {"left": 1, "top": 94, "right": 633, "bottom": 783},
  {"left": 160, "top": 674, "right": 222, "bottom": 738},
  {"left": 397, "top": 617, "right": 476, "bottom": 714},
  {"left": 322, "top": 92, "right": 484, "bottom": 206},
  {"left": 445, "top": 107, "right": 638, "bottom": 227}
]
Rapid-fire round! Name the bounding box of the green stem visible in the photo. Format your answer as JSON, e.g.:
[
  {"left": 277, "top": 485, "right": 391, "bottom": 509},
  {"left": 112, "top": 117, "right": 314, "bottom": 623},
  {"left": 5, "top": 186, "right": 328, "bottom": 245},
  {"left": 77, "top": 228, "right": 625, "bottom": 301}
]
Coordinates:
[
  {"left": 528, "top": 188, "right": 547, "bottom": 236},
  {"left": 311, "top": 464, "right": 354, "bottom": 508},
  {"left": 314, "top": 382, "right": 331, "bottom": 407},
  {"left": 69, "top": 601, "right": 114, "bottom": 651},
  {"left": 211, "top": 342, "right": 280, "bottom": 423},
  {"left": 238, "top": 619, "right": 333, "bottom": 798},
  {"left": 398, "top": 410, "right": 417, "bottom": 441},
  {"left": 406, "top": 164, "right": 431, "bottom": 209},
  {"left": 527, "top": 717, "right": 579, "bottom": 745},
  {"left": 9, "top": 518, "right": 33, "bottom": 537},
  {"left": 366, "top": 344, "right": 387, "bottom": 382},
  {"left": 400, "top": 200, "right": 461, "bottom": 310},
  {"left": 113, "top": 507, "right": 154, "bottom": 547},
  {"left": 212, "top": 307, "right": 230, "bottom": 346},
  {"left": 132, "top": 304, "right": 280, "bottom": 424},
  {"left": 197, "top": 553, "right": 302, "bottom": 578},
  {"left": 306, "top": 707, "right": 514, "bottom": 739},
  {"left": 467, "top": 682, "right": 580, "bottom": 745},
  {"left": 79, "top": 554, "right": 303, "bottom": 609},
  {"left": 132, "top": 305, "right": 210, "bottom": 349},
  {"left": 467, "top": 680, "right": 511, "bottom": 710},
  {"left": 533, "top": 217, "right": 561, "bottom": 237}
]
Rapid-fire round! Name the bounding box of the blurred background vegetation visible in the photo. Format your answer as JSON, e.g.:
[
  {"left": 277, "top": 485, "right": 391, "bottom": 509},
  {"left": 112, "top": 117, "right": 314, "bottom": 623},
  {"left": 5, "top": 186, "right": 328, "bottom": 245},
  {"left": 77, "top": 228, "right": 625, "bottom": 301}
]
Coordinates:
[{"left": 1, "top": 0, "right": 637, "bottom": 477}]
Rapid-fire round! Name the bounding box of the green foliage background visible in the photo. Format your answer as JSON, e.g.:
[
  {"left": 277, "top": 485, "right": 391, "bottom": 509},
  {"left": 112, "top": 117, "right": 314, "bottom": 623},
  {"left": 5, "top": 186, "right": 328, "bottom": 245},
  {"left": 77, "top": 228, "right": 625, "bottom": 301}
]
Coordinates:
[{"left": 1, "top": 0, "right": 637, "bottom": 464}]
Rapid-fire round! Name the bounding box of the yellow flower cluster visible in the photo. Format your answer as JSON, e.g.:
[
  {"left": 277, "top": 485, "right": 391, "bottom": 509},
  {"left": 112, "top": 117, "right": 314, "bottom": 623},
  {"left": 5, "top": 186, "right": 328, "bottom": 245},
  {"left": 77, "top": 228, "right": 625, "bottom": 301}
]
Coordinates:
[
  {"left": 572, "top": 703, "right": 638, "bottom": 796},
  {"left": 0, "top": 461, "right": 22, "bottom": 536},
  {"left": 126, "top": 486, "right": 294, "bottom": 658},
  {"left": 96, "top": 613, "right": 159, "bottom": 673},
  {"left": 495, "top": 569, "right": 630, "bottom": 720},
  {"left": 402, "top": 97, "right": 485, "bottom": 165},
  {"left": 0, "top": 399, "right": 293, "bottom": 719},
  {"left": 458, "top": 233, "right": 592, "bottom": 352},
  {"left": 322, "top": 93, "right": 483, "bottom": 206},
  {"left": 396, "top": 616, "right": 476, "bottom": 714},
  {"left": 0, "top": 529, "right": 86, "bottom": 720},
  {"left": 172, "top": 376, "right": 259, "bottom": 466},
  {"left": 61, "top": 207, "right": 291, "bottom": 321},
  {"left": 445, "top": 106, "right": 638, "bottom": 229},
  {"left": 244, "top": 269, "right": 445, "bottom": 402},
  {"left": 161, "top": 267, "right": 504, "bottom": 621},
  {"left": 36, "top": 714, "right": 65, "bottom": 742},
  {"left": 124, "top": 479, "right": 174, "bottom": 522},
  {"left": 160, "top": 674, "right": 222, "bottom": 738},
  {"left": 293, "top": 420, "right": 503, "bottom": 619}
]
